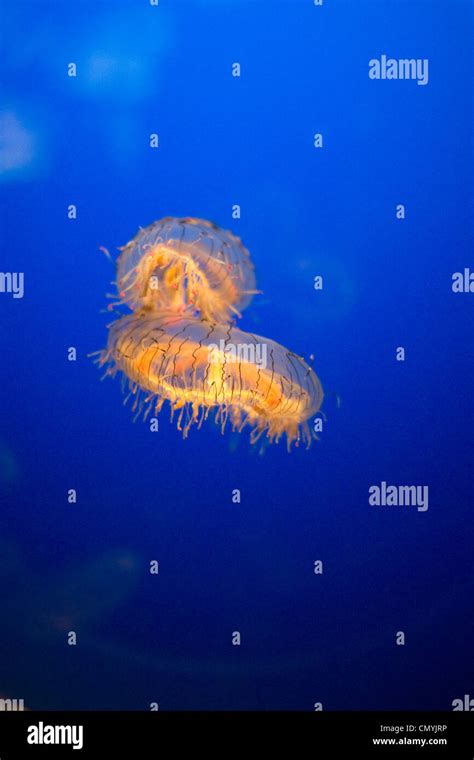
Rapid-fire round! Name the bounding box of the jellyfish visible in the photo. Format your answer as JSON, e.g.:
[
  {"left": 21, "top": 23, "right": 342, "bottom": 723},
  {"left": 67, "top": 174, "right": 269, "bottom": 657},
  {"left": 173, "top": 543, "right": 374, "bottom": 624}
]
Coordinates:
[
  {"left": 98, "top": 216, "right": 324, "bottom": 449},
  {"left": 114, "top": 217, "right": 257, "bottom": 322},
  {"left": 99, "top": 311, "right": 323, "bottom": 449}
]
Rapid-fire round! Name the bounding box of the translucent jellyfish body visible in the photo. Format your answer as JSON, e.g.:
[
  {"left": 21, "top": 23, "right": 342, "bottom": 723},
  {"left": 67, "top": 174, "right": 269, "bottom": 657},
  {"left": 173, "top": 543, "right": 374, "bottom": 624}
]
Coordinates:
[
  {"left": 99, "top": 311, "right": 324, "bottom": 449},
  {"left": 116, "top": 217, "right": 257, "bottom": 322}
]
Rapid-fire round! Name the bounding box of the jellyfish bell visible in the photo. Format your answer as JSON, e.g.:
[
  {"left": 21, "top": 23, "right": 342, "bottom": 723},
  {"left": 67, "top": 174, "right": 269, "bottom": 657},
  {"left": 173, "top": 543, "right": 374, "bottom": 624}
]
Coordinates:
[
  {"left": 115, "top": 217, "right": 257, "bottom": 322},
  {"left": 100, "top": 311, "right": 323, "bottom": 450}
]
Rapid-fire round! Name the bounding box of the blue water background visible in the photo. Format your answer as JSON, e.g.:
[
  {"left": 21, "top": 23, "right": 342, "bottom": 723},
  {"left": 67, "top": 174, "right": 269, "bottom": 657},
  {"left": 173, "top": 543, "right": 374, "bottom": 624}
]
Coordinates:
[{"left": 0, "top": 0, "right": 473, "bottom": 709}]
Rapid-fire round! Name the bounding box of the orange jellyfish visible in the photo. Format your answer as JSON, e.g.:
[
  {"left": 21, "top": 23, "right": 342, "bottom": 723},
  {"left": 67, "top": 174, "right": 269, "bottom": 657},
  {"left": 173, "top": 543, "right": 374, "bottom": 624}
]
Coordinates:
[
  {"left": 115, "top": 217, "right": 257, "bottom": 322},
  {"left": 99, "top": 311, "right": 324, "bottom": 449}
]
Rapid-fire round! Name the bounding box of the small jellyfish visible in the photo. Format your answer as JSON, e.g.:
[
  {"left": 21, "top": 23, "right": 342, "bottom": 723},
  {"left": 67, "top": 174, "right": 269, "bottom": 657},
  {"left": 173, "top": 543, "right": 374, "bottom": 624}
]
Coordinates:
[
  {"left": 115, "top": 217, "right": 257, "bottom": 322},
  {"left": 99, "top": 311, "right": 324, "bottom": 449}
]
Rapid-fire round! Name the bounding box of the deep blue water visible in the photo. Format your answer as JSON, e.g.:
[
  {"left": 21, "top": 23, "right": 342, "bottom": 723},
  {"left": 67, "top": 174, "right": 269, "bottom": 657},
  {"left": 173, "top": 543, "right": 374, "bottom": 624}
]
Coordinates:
[{"left": 0, "top": 0, "right": 473, "bottom": 710}]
